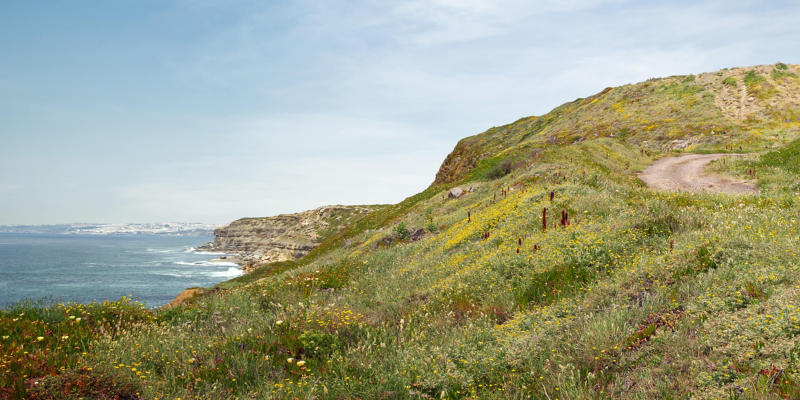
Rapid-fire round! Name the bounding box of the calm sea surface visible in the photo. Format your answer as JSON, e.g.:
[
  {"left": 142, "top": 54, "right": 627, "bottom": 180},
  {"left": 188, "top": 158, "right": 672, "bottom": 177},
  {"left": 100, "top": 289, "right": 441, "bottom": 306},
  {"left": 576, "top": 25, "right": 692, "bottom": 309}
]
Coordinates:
[{"left": 0, "top": 233, "right": 240, "bottom": 308}]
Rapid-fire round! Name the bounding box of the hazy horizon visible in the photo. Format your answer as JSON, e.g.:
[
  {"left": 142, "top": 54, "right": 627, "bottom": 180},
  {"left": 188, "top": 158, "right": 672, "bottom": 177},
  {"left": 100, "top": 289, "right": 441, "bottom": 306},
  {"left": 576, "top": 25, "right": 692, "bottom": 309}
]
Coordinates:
[{"left": 2, "top": 1, "right": 799, "bottom": 224}]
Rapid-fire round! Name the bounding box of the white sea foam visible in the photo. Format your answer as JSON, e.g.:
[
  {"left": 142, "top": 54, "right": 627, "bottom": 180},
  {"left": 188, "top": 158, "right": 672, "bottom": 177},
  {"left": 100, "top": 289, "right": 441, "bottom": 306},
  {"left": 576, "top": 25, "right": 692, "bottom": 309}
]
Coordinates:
[
  {"left": 210, "top": 262, "right": 241, "bottom": 267},
  {"left": 185, "top": 247, "right": 237, "bottom": 256},
  {"left": 147, "top": 248, "right": 179, "bottom": 254},
  {"left": 174, "top": 261, "right": 240, "bottom": 267},
  {"left": 209, "top": 267, "right": 244, "bottom": 277},
  {"left": 174, "top": 261, "right": 204, "bottom": 266},
  {"left": 158, "top": 267, "right": 242, "bottom": 278}
]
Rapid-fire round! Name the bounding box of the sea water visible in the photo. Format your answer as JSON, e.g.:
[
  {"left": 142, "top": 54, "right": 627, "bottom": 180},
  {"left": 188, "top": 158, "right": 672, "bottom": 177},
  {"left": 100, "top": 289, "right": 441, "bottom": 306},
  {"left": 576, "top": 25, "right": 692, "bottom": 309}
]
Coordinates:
[{"left": 0, "top": 233, "right": 241, "bottom": 308}]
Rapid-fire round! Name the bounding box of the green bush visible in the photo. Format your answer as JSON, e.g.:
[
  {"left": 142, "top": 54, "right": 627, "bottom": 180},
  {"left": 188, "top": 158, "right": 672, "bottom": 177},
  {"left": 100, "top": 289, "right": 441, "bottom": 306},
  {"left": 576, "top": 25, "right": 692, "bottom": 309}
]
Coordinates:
[
  {"left": 393, "top": 221, "right": 410, "bottom": 240},
  {"left": 426, "top": 221, "right": 438, "bottom": 233},
  {"left": 722, "top": 77, "right": 737, "bottom": 87},
  {"left": 487, "top": 159, "right": 513, "bottom": 180},
  {"left": 744, "top": 70, "right": 765, "bottom": 87},
  {"left": 772, "top": 67, "right": 798, "bottom": 81}
]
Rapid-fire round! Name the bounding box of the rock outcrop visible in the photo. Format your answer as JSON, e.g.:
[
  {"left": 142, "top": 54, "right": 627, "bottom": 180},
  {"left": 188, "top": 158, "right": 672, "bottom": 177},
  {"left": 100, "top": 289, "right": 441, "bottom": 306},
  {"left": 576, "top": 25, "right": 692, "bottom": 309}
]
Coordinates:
[{"left": 197, "top": 205, "right": 376, "bottom": 269}]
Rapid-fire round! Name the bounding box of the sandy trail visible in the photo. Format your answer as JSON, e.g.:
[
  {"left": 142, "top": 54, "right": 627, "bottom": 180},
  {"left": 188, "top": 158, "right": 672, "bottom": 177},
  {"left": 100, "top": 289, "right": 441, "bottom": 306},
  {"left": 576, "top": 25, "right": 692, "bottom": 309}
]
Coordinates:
[{"left": 639, "top": 154, "right": 758, "bottom": 194}]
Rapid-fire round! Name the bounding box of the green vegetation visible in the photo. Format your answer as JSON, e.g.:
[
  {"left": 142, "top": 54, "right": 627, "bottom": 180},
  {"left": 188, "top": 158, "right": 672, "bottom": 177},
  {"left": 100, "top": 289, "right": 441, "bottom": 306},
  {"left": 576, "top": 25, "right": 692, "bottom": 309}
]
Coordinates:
[
  {"left": 393, "top": 221, "right": 410, "bottom": 240},
  {"left": 426, "top": 221, "right": 438, "bottom": 233},
  {"left": 772, "top": 67, "right": 798, "bottom": 82},
  {"left": 744, "top": 70, "right": 766, "bottom": 86},
  {"left": 744, "top": 70, "right": 777, "bottom": 100},
  {"left": 3, "top": 64, "right": 800, "bottom": 399},
  {"left": 486, "top": 159, "right": 513, "bottom": 180},
  {"left": 722, "top": 76, "right": 738, "bottom": 87}
]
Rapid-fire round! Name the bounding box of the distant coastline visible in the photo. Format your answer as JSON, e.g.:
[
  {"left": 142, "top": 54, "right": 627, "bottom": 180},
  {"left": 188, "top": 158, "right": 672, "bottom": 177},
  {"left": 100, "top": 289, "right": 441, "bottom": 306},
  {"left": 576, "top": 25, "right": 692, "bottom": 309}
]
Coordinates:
[{"left": 0, "top": 222, "right": 224, "bottom": 237}]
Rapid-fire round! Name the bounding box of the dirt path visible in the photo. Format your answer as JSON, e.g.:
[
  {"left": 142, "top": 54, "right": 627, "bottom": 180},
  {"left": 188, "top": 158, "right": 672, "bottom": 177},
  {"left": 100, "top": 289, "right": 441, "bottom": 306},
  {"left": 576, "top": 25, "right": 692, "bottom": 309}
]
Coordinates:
[{"left": 639, "top": 154, "right": 758, "bottom": 194}]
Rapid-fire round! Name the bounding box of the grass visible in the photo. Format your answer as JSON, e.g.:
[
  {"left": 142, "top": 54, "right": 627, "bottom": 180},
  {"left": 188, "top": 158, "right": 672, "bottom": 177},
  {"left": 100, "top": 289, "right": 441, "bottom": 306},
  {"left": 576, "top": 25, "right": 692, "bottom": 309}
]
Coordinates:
[
  {"left": 744, "top": 70, "right": 777, "bottom": 100},
  {"left": 3, "top": 64, "right": 800, "bottom": 399}
]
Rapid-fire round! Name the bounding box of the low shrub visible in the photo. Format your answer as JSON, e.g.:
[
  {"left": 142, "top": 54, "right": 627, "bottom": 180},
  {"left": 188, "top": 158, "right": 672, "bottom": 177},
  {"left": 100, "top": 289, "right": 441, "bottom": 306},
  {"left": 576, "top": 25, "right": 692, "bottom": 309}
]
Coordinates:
[
  {"left": 487, "top": 159, "right": 513, "bottom": 180},
  {"left": 393, "top": 222, "right": 410, "bottom": 240},
  {"left": 426, "top": 221, "right": 438, "bottom": 233},
  {"left": 722, "top": 77, "right": 737, "bottom": 87}
]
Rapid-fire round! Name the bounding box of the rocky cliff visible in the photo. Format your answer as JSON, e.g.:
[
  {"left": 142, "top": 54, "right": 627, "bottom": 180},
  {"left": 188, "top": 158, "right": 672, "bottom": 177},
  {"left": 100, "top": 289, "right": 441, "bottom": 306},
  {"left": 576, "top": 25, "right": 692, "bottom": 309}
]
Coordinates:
[{"left": 197, "top": 205, "right": 377, "bottom": 271}]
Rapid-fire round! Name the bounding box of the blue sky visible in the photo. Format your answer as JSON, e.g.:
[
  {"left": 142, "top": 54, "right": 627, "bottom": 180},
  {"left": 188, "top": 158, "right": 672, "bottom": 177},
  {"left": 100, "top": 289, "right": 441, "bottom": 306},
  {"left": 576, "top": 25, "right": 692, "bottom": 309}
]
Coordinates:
[{"left": 1, "top": 1, "right": 798, "bottom": 224}]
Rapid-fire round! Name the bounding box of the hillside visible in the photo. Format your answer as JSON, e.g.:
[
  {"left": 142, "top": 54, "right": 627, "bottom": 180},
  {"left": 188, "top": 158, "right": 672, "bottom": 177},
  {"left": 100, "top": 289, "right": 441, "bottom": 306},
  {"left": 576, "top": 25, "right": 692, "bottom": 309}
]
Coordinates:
[
  {"left": 435, "top": 62, "right": 800, "bottom": 184},
  {"left": 197, "top": 205, "right": 380, "bottom": 272},
  {"left": 2, "top": 63, "right": 800, "bottom": 400}
]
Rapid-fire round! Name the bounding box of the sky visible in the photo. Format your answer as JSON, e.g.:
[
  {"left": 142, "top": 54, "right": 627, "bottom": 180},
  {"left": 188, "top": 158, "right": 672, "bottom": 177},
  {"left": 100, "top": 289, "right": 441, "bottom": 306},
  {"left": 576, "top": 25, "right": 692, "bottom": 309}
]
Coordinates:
[{"left": 1, "top": 0, "right": 799, "bottom": 224}]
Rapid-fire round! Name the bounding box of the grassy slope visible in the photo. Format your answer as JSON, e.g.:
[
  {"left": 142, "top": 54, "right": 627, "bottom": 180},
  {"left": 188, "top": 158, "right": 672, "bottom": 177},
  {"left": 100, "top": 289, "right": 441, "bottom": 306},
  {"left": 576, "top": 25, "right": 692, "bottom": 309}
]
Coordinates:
[
  {"left": 2, "top": 64, "right": 800, "bottom": 400},
  {"left": 434, "top": 63, "right": 800, "bottom": 185}
]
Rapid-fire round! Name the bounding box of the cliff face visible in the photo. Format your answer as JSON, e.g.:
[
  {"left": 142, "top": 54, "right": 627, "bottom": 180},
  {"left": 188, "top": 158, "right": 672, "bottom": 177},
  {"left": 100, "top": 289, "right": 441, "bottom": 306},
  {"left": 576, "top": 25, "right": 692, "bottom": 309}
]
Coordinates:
[{"left": 197, "top": 205, "right": 376, "bottom": 269}]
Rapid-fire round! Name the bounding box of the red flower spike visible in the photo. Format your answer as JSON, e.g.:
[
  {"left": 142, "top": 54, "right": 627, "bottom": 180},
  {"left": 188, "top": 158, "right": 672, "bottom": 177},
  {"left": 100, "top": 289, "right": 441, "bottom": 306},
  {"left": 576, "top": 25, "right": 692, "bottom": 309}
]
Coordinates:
[{"left": 542, "top": 207, "right": 547, "bottom": 231}]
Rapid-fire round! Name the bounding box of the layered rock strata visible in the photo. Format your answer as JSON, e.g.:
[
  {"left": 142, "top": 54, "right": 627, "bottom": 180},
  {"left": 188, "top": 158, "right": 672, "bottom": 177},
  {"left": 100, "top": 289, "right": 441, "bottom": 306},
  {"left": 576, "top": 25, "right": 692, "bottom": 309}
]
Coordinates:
[{"left": 197, "top": 205, "right": 375, "bottom": 271}]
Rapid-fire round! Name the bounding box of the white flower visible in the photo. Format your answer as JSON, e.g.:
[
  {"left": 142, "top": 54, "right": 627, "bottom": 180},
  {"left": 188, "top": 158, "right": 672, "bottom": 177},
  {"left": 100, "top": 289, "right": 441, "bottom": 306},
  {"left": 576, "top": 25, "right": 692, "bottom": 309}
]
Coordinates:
[
  {"left": 287, "top": 358, "right": 294, "bottom": 363},
  {"left": 296, "top": 360, "right": 306, "bottom": 367},
  {"left": 276, "top": 320, "right": 283, "bottom": 325}
]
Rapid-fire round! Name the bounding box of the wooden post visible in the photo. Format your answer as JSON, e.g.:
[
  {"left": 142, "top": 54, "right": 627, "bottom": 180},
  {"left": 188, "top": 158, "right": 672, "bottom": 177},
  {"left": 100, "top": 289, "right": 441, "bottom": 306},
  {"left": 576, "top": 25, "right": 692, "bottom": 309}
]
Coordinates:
[{"left": 542, "top": 207, "right": 547, "bottom": 231}]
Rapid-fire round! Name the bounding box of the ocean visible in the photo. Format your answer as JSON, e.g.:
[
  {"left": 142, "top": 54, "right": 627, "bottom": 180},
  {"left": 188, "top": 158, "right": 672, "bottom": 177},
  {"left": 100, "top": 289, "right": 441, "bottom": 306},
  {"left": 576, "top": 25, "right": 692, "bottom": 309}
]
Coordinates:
[{"left": 0, "top": 233, "right": 241, "bottom": 308}]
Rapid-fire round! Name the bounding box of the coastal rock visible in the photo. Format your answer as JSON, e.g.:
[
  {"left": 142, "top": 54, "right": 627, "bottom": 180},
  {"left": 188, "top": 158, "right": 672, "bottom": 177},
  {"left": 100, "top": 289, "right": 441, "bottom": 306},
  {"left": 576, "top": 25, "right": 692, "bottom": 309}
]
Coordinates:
[
  {"left": 164, "top": 288, "right": 205, "bottom": 308},
  {"left": 197, "top": 205, "right": 376, "bottom": 270},
  {"left": 448, "top": 187, "right": 464, "bottom": 199}
]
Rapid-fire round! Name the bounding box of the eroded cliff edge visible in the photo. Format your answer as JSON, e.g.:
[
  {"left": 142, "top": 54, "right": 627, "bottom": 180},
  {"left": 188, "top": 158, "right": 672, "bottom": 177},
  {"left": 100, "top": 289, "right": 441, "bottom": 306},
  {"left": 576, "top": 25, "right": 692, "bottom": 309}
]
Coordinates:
[{"left": 197, "top": 205, "right": 377, "bottom": 272}]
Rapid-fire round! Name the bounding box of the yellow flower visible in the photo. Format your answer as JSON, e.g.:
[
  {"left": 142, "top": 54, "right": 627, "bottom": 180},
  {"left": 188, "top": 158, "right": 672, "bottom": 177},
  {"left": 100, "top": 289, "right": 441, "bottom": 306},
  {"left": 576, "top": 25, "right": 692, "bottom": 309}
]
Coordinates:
[
  {"left": 276, "top": 320, "right": 283, "bottom": 325},
  {"left": 296, "top": 360, "right": 306, "bottom": 367},
  {"left": 37, "top": 337, "right": 44, "bottom": 341},
  {"left": 75, "top": 318, "right": 82, "bottom": 322},
  {"left": 61, "top": 335, "right": 69, "bottom": 340},
  {"left": 287, "top": 358, "right": 294, "bottom": 363}
]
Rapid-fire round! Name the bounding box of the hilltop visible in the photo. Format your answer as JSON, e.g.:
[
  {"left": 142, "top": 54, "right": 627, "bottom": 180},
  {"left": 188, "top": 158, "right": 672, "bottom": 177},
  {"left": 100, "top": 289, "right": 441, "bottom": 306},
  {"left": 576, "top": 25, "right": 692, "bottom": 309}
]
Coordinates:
[
  {"left": 435, "top": 62, "right": 799, "bottom": 184},
  {"left": 2, "top": 63, "right": 800, "bottom": 400}
]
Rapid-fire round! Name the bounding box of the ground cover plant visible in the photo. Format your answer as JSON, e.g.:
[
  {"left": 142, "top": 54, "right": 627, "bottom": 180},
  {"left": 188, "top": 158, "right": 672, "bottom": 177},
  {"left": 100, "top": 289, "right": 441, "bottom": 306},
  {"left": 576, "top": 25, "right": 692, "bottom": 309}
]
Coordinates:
[{"left": 3, "top": 63, "right": 800, "bottom": 399}]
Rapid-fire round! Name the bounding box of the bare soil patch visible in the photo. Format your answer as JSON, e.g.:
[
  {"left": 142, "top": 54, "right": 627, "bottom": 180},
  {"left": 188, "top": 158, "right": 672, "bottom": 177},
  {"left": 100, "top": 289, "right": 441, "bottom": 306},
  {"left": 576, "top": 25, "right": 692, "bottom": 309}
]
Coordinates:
[{"left": 639, "top": 154, "right": 758, "bottom": 194}]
